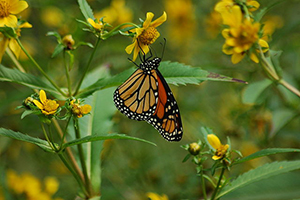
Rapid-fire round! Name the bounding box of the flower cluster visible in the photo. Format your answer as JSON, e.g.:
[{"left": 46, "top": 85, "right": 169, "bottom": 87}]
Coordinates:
[
  {"left": 6, "top": 170, "right": 62, "bottom": 200},
  {"left": 215, "top": 0, "right": 269, "bottom": 64},
  {"left": 70, "top": 99, "right": 92, "bottom": 118}
]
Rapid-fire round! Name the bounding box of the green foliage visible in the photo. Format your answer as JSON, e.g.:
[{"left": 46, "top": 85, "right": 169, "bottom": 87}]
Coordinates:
[
  {"left": 78, "top": 0, "right": 94, "bottom": 21},
  {"left": 242, "top": 79, "right": 273, "bottom": 104},
  {"left": 217, "top": 160, "right": 300, "bottom": 198}
]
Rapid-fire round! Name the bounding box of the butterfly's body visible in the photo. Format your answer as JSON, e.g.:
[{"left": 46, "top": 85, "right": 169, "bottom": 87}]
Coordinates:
[{"left": 114, "top": 56, "right": 183, "bottom": 141}]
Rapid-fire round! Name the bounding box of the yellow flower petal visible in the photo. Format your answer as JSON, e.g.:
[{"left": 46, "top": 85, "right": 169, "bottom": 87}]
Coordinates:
[
  {"left": 0, "top": 15, "right": 18, "bottom": 27},
  {"left": 81, "top": 104, "right": 92, "bottom": 114},
  {"left": 143, "top": 12, "right": 154, "bottom": 28},
  {"left": 250, "top": 52, "right": 259, "bottom": 63},
  {"left": 0, "top": 33, "right": 9, "bottom": 62},
  {"left": 207, "top": 134, "right": 221, "bottom": 149},
  {"left": 39, "top": 90, "right": 47, "bottom": 105},
  {"left": 222, "top": 43, "right": 233, "bottom": 55},
  {"left": 125, "top": 42, "right": 135, "bottom": 54},
  {"left": 9, "top": 39, "right": 21, "bottom": 59},
  {"left": 19, "top": 22, "right": 32, "bottom": 29},
  {"left": 258, "top": 39, "right": 269, "bottom": 52},
  {"left": 150, "top": 11, "right": 167, "bottom": 28},
  {"left": 231, "top": 52, "right": 245, "bottom": 64},
  {"left": 10, "top": 0, "right": 28, "bottom": 14},
  {"left": 33, "top": 100, "right": 44, "bottom": 110}
]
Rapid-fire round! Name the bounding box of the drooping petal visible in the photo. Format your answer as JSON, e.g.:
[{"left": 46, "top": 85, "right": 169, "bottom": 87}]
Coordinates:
[
  {"left": 19, "top": 22, "right": 33, "bottom": 29},
  {"left": 207, "top": 134, "right": 221, "bottom": 150},
  {"left": 10, "top": 0, "right": 29, "bottom": 14},
  {"left": 231, "top": 52, "right": 245, "bottom": 64},
  {"left": 222, "top": 43, "right": 233, "bottom": 55},
  {"left": 250, "top": 52, "right": 259, "bottom": 63},
  {"left": 143, "top": 12, "right": 154, "bottom": 28},
  {"left": 39, "top": 90, "right": 47, "bottom": 105},
  {"left": 0, "top": 33, "right": 9, "bottom": 62},
  {"left": 0, "top": 15, "right": 18, "bottom": 27},
  {"left": 9, "top": 39, "right": 21, "bottom": 59},
  {"left": 125, "top": 42, "right": 136, "bottom": 54},
  {"left": 132, "top": 42, "right": 140, "bottom": 61},
  {"left": 33, "top": 100, "right": 44, "bottom": 110},
  {"left": 247, "top": 0, "right": 260, "bottom": 11},
  {"left": 150, "top": 11, "right": 167, "bottom": 28},
  {"left": 258, "top": 39, "right": 269, "bottom": 52}
]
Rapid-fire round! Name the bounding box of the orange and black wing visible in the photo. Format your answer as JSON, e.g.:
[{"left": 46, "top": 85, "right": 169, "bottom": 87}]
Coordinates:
[
  {"left": 113, "top": 69, "right": 159, "bottom": 121},
  {"left": 146, "top": 70, "right": 183, "bottom": 141}
]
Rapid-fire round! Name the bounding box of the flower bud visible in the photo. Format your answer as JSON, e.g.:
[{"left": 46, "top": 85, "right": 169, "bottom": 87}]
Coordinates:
[
  {"left": 188, "top": 142, "right": 201, "bottom": 155},
  {"left": 62, "top": 34, "right": 75, "bottom": 49}
]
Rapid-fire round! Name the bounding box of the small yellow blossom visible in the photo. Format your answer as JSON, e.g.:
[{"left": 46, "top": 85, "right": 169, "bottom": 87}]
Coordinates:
[
  {"left": 44, "top": 177, "right": 59, "bottom": 195},
  {"left": 188, "top": 142, "right": 201, "bottom": 155},
  {"left": 220, "top": 5, "right": 269, "bottom": 64},
  {"left": 0, "top": 0, "right": 28, "bottom": 27},
  {"left": 33, "top": 90, "right": 59, "bottom": 115},
  {"left": 146, "top": 192, "right": 169, "bottom": 200},
  {"left": 62, "top": 34, "right": 75, "bottom": 49},
  {"left": 88, "top": 18, "right": 104, "bottom": 31},
  {"left": 0, "top": 21, "right": 32, "bottom": 62},
  {"left": 94, "top": 0, "right": 133, "bottom": 26},
  {"left": 207, "top": 134, "right": 229, "bottom": 160},
  {"left": 70, "top": 99, "right": 92, "bottom": 118},
  {"left": 125, "top": 12, "right": 167, "bottom": 61},
  {"left": 165, "top": 0, "right": 195, "bottom": 46}
]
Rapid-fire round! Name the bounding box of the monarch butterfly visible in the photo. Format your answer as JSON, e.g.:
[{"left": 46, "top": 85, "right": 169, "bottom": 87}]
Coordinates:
[{"left": 113, "top": 47, "right": 183, "bottom": 141}]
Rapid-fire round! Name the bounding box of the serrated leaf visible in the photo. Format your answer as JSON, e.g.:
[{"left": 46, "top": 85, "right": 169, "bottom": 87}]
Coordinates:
[
  {"left": 62, "top": 133, "right": 156, "bottom": 149},
  {"left": 21, "top": 110, "right": 36, "bottom": 119},
  {"left": 233, "top": 148, "right": 300, "bottom": 165},
  {"left": 77, "top": 61, "right": 245, "bottom": 98},
  {"left": 0, "top": 64, "right": 57, "bottom": 94},
  {"left": 78, "top": 0, "right": 94, "bottom": 21},
  {"left": 0, "top": 128, "right": 55, "bottom": 152},
  {"left": 51, "top": 44, "right": 64, "bottom": 58},
  {"left": 242, "top": 79, "right": 273, "bottom": 104},
  {"left": 217, "top": 160, "right": 300, "bottom": 198}
]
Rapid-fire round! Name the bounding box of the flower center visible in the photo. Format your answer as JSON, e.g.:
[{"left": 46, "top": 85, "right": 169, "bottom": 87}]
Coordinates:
[
  {"left": 139, "top": 27, "right": 159, "bottom": 45},
  {"left": 44, "top": 100, "right": 59, "bottom": 112},
  {"left": 0, "top": 1, "right": 10, "bottom": 18}
]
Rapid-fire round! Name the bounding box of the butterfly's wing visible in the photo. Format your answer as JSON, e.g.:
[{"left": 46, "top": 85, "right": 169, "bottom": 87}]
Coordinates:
[
  {"left": 113, "top": 69, "right": 159, "bottom": 121},
  {"left": 146, "top": 70, "right": 183, "bottom": 141}
]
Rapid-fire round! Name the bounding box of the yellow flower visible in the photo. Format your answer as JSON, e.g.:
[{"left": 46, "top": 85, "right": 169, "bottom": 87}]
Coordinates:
[
  {"left": 0, "top": 0, "right": 28, "bottom": 27},
  {"left": 146, "top": 192, "right": 169, "bottom": 200},
  {"left": 44, "top": 177, "right": 59, "bottom": 195},
  {"left": 88, "top": 18, "right": 104, "bottom": 31},
  {"left": 125, "top": 12, "right": 167, "bottom": 61},
  {"left": 0, "top": 21, "right": 32, "bottom": 62},
  {"left": 70, "top": 99, "right": 92, "bottom": 118},
  {"left": 33, "top": 90, "right": 59, "bottom": 115},
  {"left": 261, "top": 15, "right": 284, "bottom": 42},
  {"left": 207, "top": 134, "right": 229, "bottom": 160},
  {"left": 94, "top": 0, "right": 133, "bottom": 26},
  {"left": 220, "top": 6, "right": 269, "bottom": 64},
  {"left": 205, "top": 11, "right": 222, "bottom": 38},
  {"left": 165, "top": 0, "right": 195, "bottom": 46}
]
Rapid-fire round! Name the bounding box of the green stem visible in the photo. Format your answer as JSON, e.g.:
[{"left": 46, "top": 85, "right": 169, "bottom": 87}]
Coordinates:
[
  {"left": 259, "top": 47, "right": 300, "bottom": 98},
  {"left": 210, "top": 167, "right": 226, "bottom": 200},
  {"left": 200, "top": 165, "right": 207, "bottom": 200},
  {"left": 63, "top": 51, "right": 72, "bottom": 96},
  {"left": 40, "top": 122, "right": 55, "bottom": 149},
  {"left": 58, "top": 153, "right": 89, "bottom": 197},
  {"left": 101, "top": 22, "right": 139, "bottom": 40},
  {"left": 6, "top": 48, "right": 26, "bottom": 73},
  {"left": 278, "top": 79, "right": 300, "bottom": 98},
  {"left": 73, "top": 118, "right": 91, "bottom": 196},
  {"left": 74, "top": 37, "right": 101, "bottom": 96},
  {"left": 16, "top": 38, "right": 66, "bottom": 96}
]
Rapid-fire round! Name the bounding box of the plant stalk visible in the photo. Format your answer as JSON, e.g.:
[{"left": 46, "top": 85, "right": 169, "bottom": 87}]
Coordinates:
[{"left": 210, "top": 167, "right": 226, "bottom": 200}]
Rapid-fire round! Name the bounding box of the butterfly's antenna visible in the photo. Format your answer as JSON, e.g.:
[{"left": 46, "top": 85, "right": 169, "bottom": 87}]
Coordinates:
[
  {"left": 128, "top": 58, "right": 139, "bottom": 67},
  {"left": 160, "top": 38, "right": 167, "bottom": 60},
  {"left": 136, "top": 38, "right": 147, "bottom": 61}
]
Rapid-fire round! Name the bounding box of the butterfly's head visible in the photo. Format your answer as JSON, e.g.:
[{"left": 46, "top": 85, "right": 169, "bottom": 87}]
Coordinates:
[{"left": 140, "top": 57, "right": 161, "bottom": 72}]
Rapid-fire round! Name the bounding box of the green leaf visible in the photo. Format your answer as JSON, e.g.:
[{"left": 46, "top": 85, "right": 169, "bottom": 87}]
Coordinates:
[
  {"left": 270, "top": 109, "right": 298, "bottom": 136},
  {"left": 51, "top": 44, "right": 64, "bottom": 58},
  {"left": 0, "top": 128, "right": 55, "bottom": 152},
  {"left": 46, "top": 31, "right": 61, "bottom": 41},
  {"left": 0, "top": 27, "right": 17, "bottom": 38},
  {"left": 233, "top": 148, "right": 300, "bottom": 165},
  {"left": 0, "top": 64, "right": 57, "bottom": 93},
  {"left": 242, "top": 79, "right": 273, "bottom": 104},
  {"left": 222, "top": 172, "right": 300, "bottom": 200},
  {"left": 217, "top": 160, "right": 300, "bottom": 198},
  {"left": 78, "top": 0, "right": 94, "bottom": 21},
  {"left": 77, "top": 61, "right": 245, "bottom": 98},
  {"left": 62, "top": 133, "right": 156, "bottom": 149},
  {"left": 270, "top": 50, "right": 283, "bottom": 78}
]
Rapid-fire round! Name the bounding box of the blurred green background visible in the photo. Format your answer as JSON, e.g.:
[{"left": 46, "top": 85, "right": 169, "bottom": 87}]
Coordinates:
[{"left": 0, "top": 0, "right": 300, "bottom": 199}]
